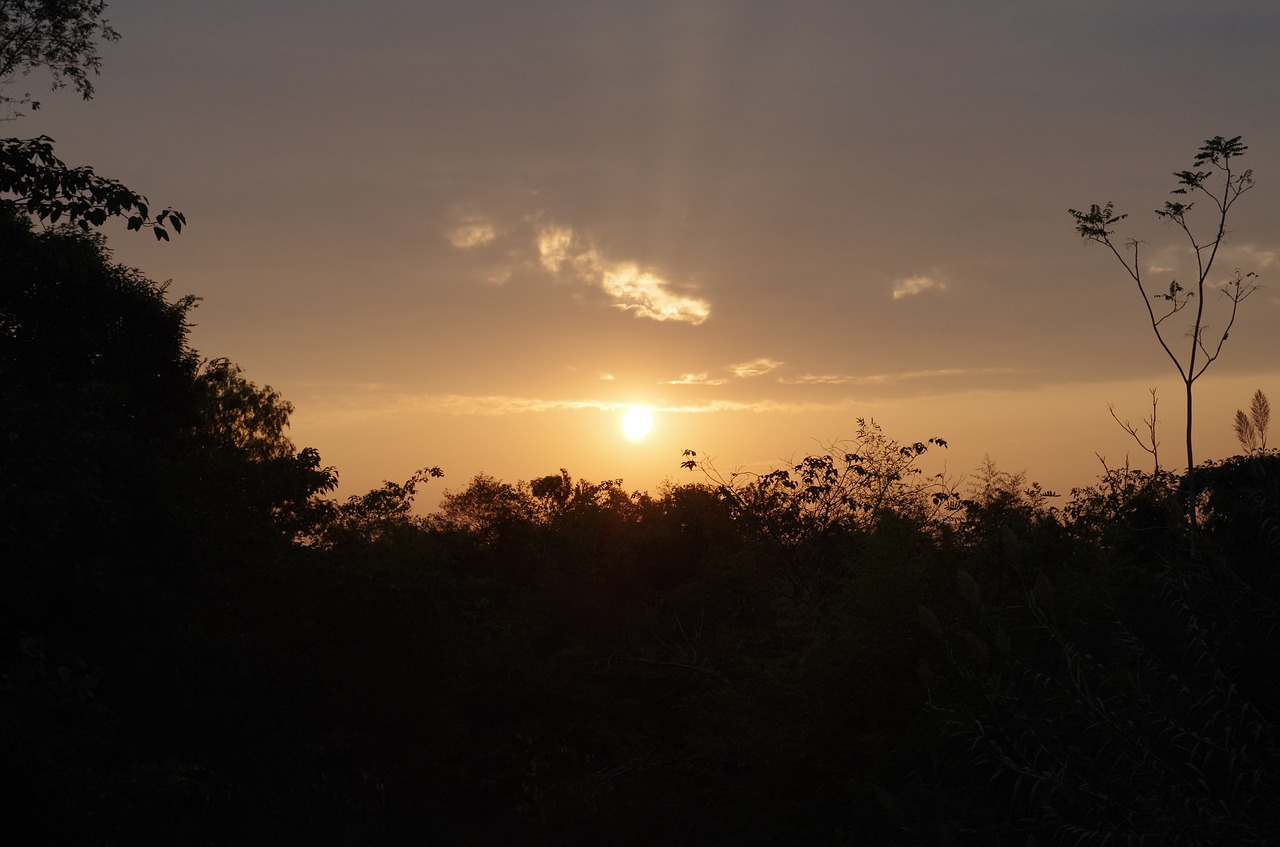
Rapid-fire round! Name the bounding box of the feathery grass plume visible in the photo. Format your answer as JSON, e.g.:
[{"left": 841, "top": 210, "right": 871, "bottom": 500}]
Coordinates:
[
  {"left": 1251, "top": 390, "right": 1270, "bottom": 450},
  {"left": 1235, "top": 409, "right": 1258, "bottom": 452},
  {"left": 1234, "top": 390, "right": 1271, "bottom": 454}
]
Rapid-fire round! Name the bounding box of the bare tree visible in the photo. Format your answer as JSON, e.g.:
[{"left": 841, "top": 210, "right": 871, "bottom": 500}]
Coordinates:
[
  {"left": 1070, "top": 136, "right": 1259, "bottom": 530},
  {"left": 1107, "top": 387, "right": 1161, "bottom": 471}
]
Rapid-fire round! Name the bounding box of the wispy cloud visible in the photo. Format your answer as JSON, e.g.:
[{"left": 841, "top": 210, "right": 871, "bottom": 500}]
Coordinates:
[
  {"left": 730, "top": 358, "right": 784, "bottom": 378},
  {"left": 665, "top": 372, "right": 728, "bottom": 386},
  {"left": 425, "top": 395, "right": 866, "bottom": 416},
  {"left": 304, "top": 389, "right": 869, "bottom": 427},
  {"left": 1144, "top": 242, "right": 1278, "bottom": 279},
  {"left": 431, "top": 395, "right": 619, "bottom": 414},
  {"left": 1226, "top": 243, "right": 1278, "bottom": 270},
  {"left": 446, "top": 219, "right": 497, "bottom": 248},
  {"left": 537, "top": 226, "right": 578, "bottom": 273},
  {"left": 892, "top": 274, "right": 946, "bottom": 299},
  {"left": 663, "top": 358, "right": 782, "bottom": 385},
  {"left": 302, "top": 364, "right": 1038, "bottom": 429},
  {"left": 781, "top": 373, "right": 851, "bottom": 385},
  {"left": 779, "top": 367, "right": 1028, "bottom": 386}
]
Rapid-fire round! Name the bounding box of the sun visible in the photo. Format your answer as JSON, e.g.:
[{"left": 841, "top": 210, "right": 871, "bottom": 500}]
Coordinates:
[{"left": 621, "top": 406, "right": 654, "bottom": 441}]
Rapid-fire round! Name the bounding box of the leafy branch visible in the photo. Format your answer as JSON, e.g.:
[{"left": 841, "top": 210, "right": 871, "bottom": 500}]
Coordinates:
[
  {"left": 0, "top": 0, "right": 119, "bottom": 117},
  {"left": 1, "top": 135, "right": 184, "bottom": 238}
]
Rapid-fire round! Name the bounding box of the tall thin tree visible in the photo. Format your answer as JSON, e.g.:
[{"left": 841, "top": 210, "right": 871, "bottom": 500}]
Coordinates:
[{"left": 1070, "top": 136, "right": 1258, "bottom": 531}]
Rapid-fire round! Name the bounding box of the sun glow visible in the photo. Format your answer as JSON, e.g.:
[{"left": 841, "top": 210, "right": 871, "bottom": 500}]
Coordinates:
[{"left": 621, "top": 406, "right": 654, "bottom": 441}]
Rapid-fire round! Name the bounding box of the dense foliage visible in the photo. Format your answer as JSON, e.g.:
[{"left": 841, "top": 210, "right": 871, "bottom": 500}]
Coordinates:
[{"left": 2, "top": 206, "right": 1277, "bottom": 844}]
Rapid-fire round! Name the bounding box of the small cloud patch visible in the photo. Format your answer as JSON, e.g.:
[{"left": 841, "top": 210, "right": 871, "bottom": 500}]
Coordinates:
[
  {"left": 892, "top": 274, "right": 945, "bottom": 300},
  {"left": 447, "top": 219, "right": 497, "bottom": 248}
]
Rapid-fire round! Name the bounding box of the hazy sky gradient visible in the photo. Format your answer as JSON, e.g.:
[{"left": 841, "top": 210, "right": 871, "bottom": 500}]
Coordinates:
[{"left": 21, "top": 1, "right": 1280, "bottom": 503}]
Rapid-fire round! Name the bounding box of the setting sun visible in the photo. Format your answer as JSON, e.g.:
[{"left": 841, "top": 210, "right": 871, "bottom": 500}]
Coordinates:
[{"left": 621, "top": 406, "right": 654, "bottom": 441}]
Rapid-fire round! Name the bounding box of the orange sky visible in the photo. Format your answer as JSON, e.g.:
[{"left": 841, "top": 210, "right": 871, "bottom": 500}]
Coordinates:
[{"left": 20, "top": 1, "right": 1280, "bottom": 508}]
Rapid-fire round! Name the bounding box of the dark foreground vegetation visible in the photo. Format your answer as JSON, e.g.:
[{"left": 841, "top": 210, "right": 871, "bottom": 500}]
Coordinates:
[{"left": 3, "top": 208, "right": 1279, "bottom": 845}]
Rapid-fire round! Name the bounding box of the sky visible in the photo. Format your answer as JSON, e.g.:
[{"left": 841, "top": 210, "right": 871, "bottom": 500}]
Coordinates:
[{"left": 16, "top": 0, "right": 1280, "bottom": 508}]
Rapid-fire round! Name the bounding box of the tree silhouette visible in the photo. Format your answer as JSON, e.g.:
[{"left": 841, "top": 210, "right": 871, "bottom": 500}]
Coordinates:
[
  {"left": 1, "top": 2, "right": 184, "bottom": 237},
  {"left": 1070, "top": 136, "right": 1258, "bottom": 530},
  {"left": 1, "top": 135, "right": 185, "bottom": 236},
  {"left": 0, "top": 0, "right": 118, "bottom": 116}
]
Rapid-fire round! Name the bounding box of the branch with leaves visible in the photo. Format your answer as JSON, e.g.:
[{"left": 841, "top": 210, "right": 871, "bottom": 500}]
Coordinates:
[
  {"left": 0, "top": 0, "right": 119, "bottom": 117},
  {"left": 1, "top": 135, "right": 184, "bottom": 238},
  {"left": 2, "top": 4, "right": 183, "bottom": 237}
]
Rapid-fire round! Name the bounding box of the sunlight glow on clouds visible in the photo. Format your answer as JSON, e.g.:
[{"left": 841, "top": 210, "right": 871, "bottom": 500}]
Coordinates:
[
  {"left": 537, "top": 224, "right": 711, "bottom": 325},
  {"left": 663, "top": 359, "right": 783, "bottom": 385},
  {"left": 778, "top": 367, "right": 1027, "bottom": 386},
  {"left": 781, "top": 373, "right": 851, "bottom": 385},
  {"left": 303, "top": 361, "right": 1039, "bottom": 432},
  {"left": 730, "top": 358, "right": 784, "bottom": 378},
  {"left": 892, "top": 274, "right": 946, "bottom": 299},
  {"left": 451, "top": 216, "right": 713, "bottom": 324},
  {"left": 666, "top": 372, "right": 728, "bottom": 386},
  {"left": 425, "top": 395, "right": 866, "bottom": 417},
  {"left": 601, "top": 263, "right": 711, "bottom": 324},
  {"left": 306, "top": 390, "right": 868, "bottom": 427},
  {"left": 446, "top": 220, "right": 497, "bottom": 248},
  {"left": 537, "top": 226, "right": 576, "bottom": 273}
]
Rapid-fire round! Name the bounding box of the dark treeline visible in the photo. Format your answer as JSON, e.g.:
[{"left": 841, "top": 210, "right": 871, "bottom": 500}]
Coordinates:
[{"left": 3, "top": 208, "right": 1279, "bottom": 845}]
